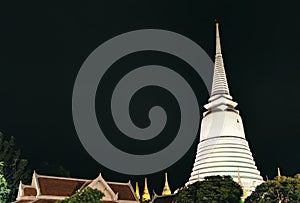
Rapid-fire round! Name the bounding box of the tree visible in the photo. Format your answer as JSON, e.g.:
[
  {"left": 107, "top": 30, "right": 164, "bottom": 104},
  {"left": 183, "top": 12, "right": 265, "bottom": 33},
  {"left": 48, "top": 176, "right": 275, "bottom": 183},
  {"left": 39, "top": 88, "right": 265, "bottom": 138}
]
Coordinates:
[
  {"left": 56, "top": 187, "right": 104, "bottom": 203},
  {"left": 36, "top": 161, "right": 70, "bottom": 177},
  {"left": 0, "top": 132, "right": 31, "bottom": 202},
  {"left": 245, "top": 175, "right": 300, "bottom": 203},
  {"left": 175, "top": 181, "right": 201, "bottom": 203},
  {"left": 0, "top": 162, "right": 10, "bottom": 203},
  {"left": 176, "top": 175, "right": 243, "bottom": 203}
]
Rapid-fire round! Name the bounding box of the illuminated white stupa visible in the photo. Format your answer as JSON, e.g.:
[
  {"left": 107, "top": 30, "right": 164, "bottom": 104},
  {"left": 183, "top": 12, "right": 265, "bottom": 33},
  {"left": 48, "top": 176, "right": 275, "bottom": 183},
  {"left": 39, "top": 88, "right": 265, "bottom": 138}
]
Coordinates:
[{"left": 187, "top": 23, "right": 263, "bottom": 195}]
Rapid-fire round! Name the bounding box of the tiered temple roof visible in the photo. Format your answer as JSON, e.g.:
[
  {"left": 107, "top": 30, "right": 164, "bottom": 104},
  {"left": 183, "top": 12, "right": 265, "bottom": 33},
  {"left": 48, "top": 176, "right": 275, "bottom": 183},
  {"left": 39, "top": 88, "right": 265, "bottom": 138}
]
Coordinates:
[{"left": 14, "top": 171, "right": 139, "bottom": 203}]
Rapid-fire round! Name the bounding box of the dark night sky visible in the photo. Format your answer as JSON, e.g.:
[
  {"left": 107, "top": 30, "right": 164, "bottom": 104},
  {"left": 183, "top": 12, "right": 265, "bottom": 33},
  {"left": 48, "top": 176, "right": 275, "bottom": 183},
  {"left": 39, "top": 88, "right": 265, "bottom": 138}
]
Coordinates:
[{"left": 1, "top": 0, "right": 300, "bottom": 195}]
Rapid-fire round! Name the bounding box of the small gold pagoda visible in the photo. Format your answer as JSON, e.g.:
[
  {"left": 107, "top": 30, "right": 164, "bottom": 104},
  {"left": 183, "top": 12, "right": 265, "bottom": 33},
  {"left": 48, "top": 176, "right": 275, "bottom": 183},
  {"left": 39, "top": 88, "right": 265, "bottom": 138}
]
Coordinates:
[
  {"left": 142, "top": 178, "right": 150, "bottom": 201},
  {"left": 135, "top": 182, "right": 140, "bottom": 200},
  {"left": 162, "top": 173, "right": 172, "bottom": 195}
]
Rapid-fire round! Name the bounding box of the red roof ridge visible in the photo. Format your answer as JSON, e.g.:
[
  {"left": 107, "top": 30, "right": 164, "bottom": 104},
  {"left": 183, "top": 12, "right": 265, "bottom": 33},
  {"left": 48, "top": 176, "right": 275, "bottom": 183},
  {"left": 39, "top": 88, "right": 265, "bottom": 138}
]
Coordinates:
[
  {"left": 22, "top": 185, "right": 36, "bottom": 188},
  {"left": 107, "top": 181, "right": 138, "bottom": 201},
  {"left": 78, "top": 180, "right": 93, "bottom": 190},
  {"left": 34, "top": 171, "right": 90, "bottom": 182},
  {"left": 107, "top": 181, "right": 131, "bottom": 186},
  {"left": 19, "top": 181, "right": 35, "bottom": 189}
]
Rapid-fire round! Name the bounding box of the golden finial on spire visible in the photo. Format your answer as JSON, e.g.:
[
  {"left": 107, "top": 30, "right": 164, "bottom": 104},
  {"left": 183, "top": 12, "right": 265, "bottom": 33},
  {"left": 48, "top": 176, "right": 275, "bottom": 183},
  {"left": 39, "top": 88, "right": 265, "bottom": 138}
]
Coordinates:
[
  {"left": 142, "top": 178, "right": 150, "bottom": 201},
  {"left": 215, "top": 20, "right": 221, "bottom": 55},
  {"left": 135, "top": 182, "right": 140, "bottom": 200},
  {"left": 162, "top": 173, "right": 172, "bottom": 195}
]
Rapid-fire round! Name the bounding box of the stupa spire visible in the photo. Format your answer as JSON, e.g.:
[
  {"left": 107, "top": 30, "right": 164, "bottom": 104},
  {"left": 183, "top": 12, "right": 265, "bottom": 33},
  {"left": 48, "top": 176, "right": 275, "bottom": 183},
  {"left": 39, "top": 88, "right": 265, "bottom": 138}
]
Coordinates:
[
  {"left": 142, "top": 178, "right": 150, "bottom": 201},
  {"left": 216, "top": 21, "right": 222, "bottom": 55},
  {"left": 187, "top": 22, "right": 263, "bottom": 197},
  {"left": 162, "top": 173, "right": 171, "bottom": 195},
  {"left": 210, "top": 21, "right": 230, "bottom": 97}
]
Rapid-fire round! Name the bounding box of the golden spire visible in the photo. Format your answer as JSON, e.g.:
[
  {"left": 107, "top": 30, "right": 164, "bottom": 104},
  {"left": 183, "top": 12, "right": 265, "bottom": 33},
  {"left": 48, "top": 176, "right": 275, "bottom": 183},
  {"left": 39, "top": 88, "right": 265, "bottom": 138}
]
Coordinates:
[
  {"left": 162, "top": 173, "right": 172, "bottom": 195},
  {"left": 142, "top": 178, "right": 150, "bottom": 201},
  {"left": 241, "top": 188, "right": 248, "bottom": 201},
  {"left": 277, "top": 167, "right": 281, "bottom": 177},
  {"left": 135, "top": 182, "right": 140, "bottom": 200}
]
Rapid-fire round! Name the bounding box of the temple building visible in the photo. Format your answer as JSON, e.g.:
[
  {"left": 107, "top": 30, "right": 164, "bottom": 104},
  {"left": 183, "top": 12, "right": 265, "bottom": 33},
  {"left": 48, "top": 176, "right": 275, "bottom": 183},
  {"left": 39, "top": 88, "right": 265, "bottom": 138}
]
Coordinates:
[
  {"left": 14, "top": 22, "right": 264, "bottom": 202},
  {"left": 14, "top": 171, "right": 139, "bottom": 203},
  {"left": 15, "top": 172, "right": 176, "bottom": 203},
  {"left": 187, "top": 22, "right": 264, "bottom": 196}
]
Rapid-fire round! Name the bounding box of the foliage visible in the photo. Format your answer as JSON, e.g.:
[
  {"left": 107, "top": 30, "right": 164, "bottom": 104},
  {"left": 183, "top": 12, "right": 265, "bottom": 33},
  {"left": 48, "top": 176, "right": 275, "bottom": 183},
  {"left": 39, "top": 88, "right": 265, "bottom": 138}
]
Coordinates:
[
  {"left": 36, "top": 161, "right": 70, "bottom": 177},
  {"left": 245, "top": 175, "right": 300, "bottom": 203},
  {"left": 0, "top": 162, "right": 10, "bottom": 203},
  {"left": 56, "top": 187, "right": 104, "bottom": 203},
  {"left": 0, "top": 132, "right": 31, "bottom": 202},
  {"left": 176, "top": 175, "right": 243, "bottom": 203},
  {"left": 0, "top": 132, "right": 71, "bottom": 202}
]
